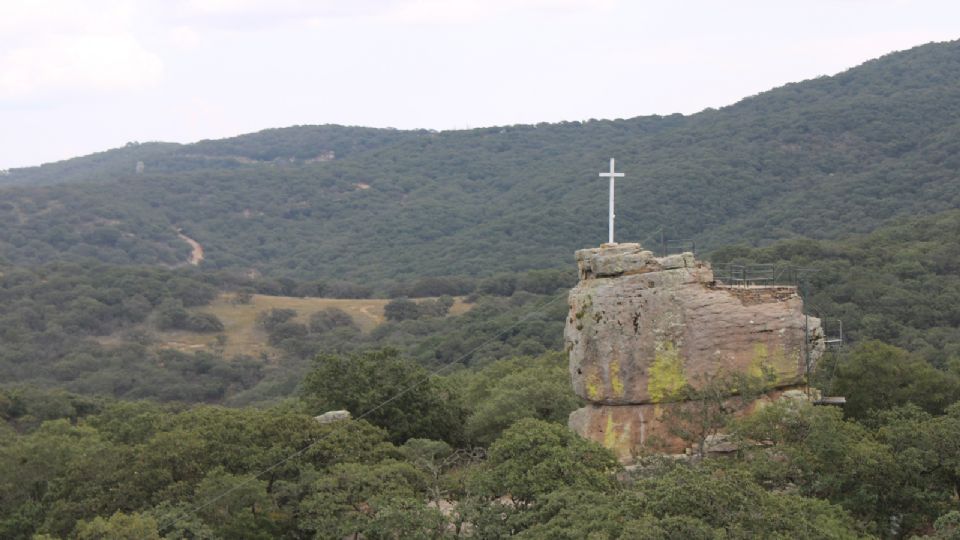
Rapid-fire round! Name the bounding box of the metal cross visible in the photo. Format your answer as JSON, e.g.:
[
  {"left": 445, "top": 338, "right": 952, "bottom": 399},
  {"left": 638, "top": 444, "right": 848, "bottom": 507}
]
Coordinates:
[{"left": 598, "top": 158, "right": 625, "bottom": 244}]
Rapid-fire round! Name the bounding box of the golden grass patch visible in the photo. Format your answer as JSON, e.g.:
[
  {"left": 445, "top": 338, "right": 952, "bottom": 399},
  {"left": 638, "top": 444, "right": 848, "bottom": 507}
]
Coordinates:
[{"left": 141, "top": 294, "right": 472, "bottom": 359}]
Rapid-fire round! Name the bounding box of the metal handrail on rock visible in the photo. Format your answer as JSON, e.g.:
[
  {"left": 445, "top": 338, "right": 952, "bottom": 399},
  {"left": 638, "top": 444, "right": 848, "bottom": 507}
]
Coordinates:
[{"left": 712, "top": 263, "right": 815, "bottom": 288}]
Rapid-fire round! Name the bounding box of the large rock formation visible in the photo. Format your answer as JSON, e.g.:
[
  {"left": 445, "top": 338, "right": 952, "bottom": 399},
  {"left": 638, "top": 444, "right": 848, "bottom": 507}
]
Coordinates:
[{"left": 566, "top": 243, "right": 823, "bottom": 461}]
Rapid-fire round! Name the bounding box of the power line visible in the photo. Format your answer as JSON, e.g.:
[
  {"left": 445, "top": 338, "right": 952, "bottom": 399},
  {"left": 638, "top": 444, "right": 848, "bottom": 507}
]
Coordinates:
[{"left": 157, "top": 290, "right": 570, "bottom": 532}]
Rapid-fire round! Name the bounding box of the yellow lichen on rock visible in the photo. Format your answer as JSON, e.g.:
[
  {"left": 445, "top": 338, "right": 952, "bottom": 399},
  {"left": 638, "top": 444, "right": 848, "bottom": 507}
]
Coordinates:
[
  {"left": 750, "top": 343, "right": 769, "bottom": 378},
  {"left": 768, "top": 345, "right": 795, "bottom": 381},
  {"left": 586, "top": 369, "right": 603, "bottom": 400},
  {"left": 602, "top": 409, "right": 632, "bottom": 460},
  {"left": 604, "top": 410, "right": 616, "bottom": 448},
  {"left": 610, "top": 357, "right": 624, "bottom": 398},
  {"left": 751, "top": 342, "right": 796, "bottom": 384},
  {"left": 647, "top": 341, "right": 686, "bottom": 402}
]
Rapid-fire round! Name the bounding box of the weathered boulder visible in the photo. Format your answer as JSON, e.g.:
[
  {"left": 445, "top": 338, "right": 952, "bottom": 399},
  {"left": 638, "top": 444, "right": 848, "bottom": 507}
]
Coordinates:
[
  {"left": 314, "top": 410, "right": 352, "bottom": 424},
  {"left": 566, "top": 243, "right": 827, "bottom": 462},
  {"left": 566, "top": 244, "right": 823, "bottom": 405},
  {"left": 575, "top": 243, "right": 660, "bottom": 279}
]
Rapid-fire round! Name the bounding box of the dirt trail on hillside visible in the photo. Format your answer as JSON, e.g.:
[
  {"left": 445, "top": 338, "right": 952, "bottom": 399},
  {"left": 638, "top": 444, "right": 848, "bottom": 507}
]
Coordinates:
[{"left": 176, "top": 229, "right": 205, "bottom": 265}]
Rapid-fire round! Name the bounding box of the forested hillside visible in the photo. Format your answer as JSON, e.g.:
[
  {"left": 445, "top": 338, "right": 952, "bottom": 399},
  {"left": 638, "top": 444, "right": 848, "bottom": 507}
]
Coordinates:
[
  {"left": 4, "top": 209, "right": 957, "bottom": 405},
  {"left": 0, "top": 127, "right": 422, "bottom": 188},
  {"left": 8, "top": 346, "right": 960, "bottom": 538},
  {"left": 2, "top": 40, "right": 959, "bottom": 283},
  {"left": 712, "top": 210, "right": 960, "bottom": 366},
  {"left": 4, "top": 38, "right": 960, "bottom": 539}
]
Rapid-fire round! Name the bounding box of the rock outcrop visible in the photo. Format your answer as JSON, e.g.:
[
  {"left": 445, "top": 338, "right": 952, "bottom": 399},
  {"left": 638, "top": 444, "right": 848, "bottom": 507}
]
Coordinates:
[
  {"left": 314, "top": 410, "right": 352, "bottom": 424},
  {"left": 566, "top": 243, "right": 824, "bottom": 461}
]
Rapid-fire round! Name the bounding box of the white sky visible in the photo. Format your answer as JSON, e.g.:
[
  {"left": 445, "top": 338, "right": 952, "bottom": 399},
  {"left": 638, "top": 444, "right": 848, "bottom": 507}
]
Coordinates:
[{"left": 1, "top": 0, "right": 958, "bottom": 169}]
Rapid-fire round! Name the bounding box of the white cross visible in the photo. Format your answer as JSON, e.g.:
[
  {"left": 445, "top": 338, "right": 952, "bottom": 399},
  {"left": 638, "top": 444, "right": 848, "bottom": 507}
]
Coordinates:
[{"left": 598, "top": 158, "right": 625, "bottom": 244}]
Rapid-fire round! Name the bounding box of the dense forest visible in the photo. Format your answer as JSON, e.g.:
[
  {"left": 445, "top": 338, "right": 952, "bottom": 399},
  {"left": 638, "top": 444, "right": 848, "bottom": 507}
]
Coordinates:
[
  {"left": 0, "top": 261, "right": 572, "bottom": 403},
  {"left": 4, "top": 210, "right": 956, "bottom": 406},
  {"left": 4, "top": 209, "right": 960, "bottom": 537},
  {"left": 2, "top": 40, "right": 959, "bottom": 282},
  {"left": 3, "top": 39, "right": 960, "bottom": 538},
  {"left": 7, "top": 345, "right": 960, "bottom": 538}
]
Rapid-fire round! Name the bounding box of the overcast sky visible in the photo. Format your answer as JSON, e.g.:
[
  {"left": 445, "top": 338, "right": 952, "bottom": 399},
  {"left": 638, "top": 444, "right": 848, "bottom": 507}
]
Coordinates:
[{"left": 1, "top": 0, "right": 958, "bottom": 169}]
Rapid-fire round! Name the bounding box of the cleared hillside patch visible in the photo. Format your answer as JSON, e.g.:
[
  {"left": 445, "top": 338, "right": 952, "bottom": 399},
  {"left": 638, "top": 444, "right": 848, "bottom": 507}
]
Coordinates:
[{"left": 153, "top": 293, "right": 472, "bottom": 358}]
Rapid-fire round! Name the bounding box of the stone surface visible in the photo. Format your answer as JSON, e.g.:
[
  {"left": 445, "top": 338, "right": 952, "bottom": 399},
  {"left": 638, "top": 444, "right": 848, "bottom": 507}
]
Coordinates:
[
  {"left": 568, "top": 403, "right": 683, "bottom": 461},
  {"left": 314, "top": 410, "right": 352, "bottom": 424},
  {"left": 575, "top": 243, "right": 658, "bottom": 279},
  {"left": 703, "top": 434, "right": 738, "bottom": 455},
  {"left": 566, "top": 244, "right": 823, "bottom": 405},
  {"left": 568, "top": 387, "right": 804, "bottom": 460},
  {"left": 566, "top": 243, "right": 826, "bottom": 463}
]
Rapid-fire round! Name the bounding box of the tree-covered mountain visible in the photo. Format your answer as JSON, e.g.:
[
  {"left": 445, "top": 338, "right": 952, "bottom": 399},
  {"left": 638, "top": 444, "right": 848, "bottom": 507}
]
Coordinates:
[
  {"left": 2, "top": 40, "right": 959, "bottom": 285},
  {"left": 4, "top": 39, "right": 960, "bottom": 539},
  {"left": 0, "top": 126, "right": 422, "bottom": 187}
]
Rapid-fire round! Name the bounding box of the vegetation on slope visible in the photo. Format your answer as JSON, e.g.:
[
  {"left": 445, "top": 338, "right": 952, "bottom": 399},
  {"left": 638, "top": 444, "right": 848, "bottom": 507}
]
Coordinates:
[
  {"left": 8, "top": 346, "right": 960, "bottom": 538},
  {"left": 0, "top": 260, "right": 569, "bottom": 403},
  {"left": 1, "top": 40, "right": 959, "bottom": 283},
  {"left": 3, "top": 209, "right": 959, "bottom": 406},
  {"left": 2, "top": 39, "right": 960, "bottom": 539}
]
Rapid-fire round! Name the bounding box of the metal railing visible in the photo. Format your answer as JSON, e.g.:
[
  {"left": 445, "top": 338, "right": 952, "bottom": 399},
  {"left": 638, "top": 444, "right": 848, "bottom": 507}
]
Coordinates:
[
  {"left": 660, "top": 239, "right": 696, "bottom": 257},
  {"left": 822, "top": 318, "right": 844, "bottom": 350},
  {"left": 712, "top": 263, "right": 816, "bottom": 288}
]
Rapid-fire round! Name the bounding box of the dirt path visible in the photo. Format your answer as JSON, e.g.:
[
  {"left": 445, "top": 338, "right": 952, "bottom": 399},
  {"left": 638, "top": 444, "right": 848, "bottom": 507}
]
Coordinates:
[
  {"left": 358, "top": 305, "right": 379, "bottom": 322},
  {"left": 176, "top": 229, "right": 205, "bottom": 265}
]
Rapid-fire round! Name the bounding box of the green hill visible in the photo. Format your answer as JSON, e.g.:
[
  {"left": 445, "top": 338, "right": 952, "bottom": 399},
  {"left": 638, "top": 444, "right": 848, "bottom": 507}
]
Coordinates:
[
  {"left": 2, "top": 40, "right": 959, "bottom": 284},
  {"left": 0, "top": 126, "right": 423, "bottom": 188}
]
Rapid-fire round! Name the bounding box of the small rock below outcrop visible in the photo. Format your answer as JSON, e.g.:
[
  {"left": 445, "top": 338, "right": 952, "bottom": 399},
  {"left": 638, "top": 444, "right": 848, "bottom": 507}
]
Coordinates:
[
  {"left": 314, "top": 410, "right": 351, "bottom": 424},
  {"left": 703, "top": 434, "right": 738, "bottom": 455}
]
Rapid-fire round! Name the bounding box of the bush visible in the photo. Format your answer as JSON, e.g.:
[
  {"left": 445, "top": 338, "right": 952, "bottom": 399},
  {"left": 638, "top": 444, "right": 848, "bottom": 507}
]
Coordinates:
[
  {"left": 155, "top": 299, "right": 189, "bottom": 331},
  {"left": 309, "top": 308, "right": 357, "bottom": 333},
  {"left": 267, "top": 321, "right": 309, "bottom": 346},
  {"left": 184, "top": 313, "right": 224, "bottom": 333},
  {"left": 472, "top": 418, "right": 620, "bottom": 507},
  {"left": 419, "top": 296, "right": 454, "bottom": 318},
  {"left": 325, "top": 282, "right": 373, "bottom": 299},
  {"left": 301, "top": 349, "right": 466, "bottom": 444},
  {"left": 230, "top": 291, "right": 253, "bottom": 305},
  {"left": 384, "top": 298, "right": 420, "bottom": 322},
  {"left": 256, "top": 308, "right": 297, "bottom": 332}
]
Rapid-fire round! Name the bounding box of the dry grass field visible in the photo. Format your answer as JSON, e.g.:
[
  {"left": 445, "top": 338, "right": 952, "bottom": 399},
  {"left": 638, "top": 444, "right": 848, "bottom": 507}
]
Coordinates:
[{"left": 150, "top": 293, "right": 472, "bottom": 358}]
